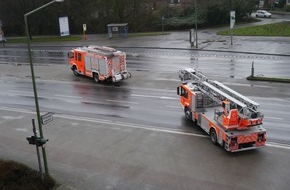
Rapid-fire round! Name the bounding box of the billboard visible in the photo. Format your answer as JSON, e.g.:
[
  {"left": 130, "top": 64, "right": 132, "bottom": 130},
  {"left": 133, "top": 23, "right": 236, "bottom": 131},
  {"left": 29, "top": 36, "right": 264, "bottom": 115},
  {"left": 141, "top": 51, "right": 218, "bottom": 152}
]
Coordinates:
[{"left": 59, "top": 16, "right": 70, "bottom": 36}]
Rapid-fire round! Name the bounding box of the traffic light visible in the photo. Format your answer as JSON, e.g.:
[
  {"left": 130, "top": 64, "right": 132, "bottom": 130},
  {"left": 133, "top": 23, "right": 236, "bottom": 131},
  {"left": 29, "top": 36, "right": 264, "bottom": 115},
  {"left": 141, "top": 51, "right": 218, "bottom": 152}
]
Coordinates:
[
  {"left": 26, "top": 136, "right": 36, "bottom": 145},
  {"left": 37, "top": 138, "right": 49, "bottom": 146},
  {"left": 26, "top": 136, "right": 48, "bottom": 146}
]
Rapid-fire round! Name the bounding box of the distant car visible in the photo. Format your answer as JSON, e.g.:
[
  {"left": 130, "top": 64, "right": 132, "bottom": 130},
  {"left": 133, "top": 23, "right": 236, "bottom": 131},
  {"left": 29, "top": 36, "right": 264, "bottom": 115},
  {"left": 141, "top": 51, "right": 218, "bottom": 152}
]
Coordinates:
[{"left": 256, "top": 10, "right": 272, "bottom": 18}]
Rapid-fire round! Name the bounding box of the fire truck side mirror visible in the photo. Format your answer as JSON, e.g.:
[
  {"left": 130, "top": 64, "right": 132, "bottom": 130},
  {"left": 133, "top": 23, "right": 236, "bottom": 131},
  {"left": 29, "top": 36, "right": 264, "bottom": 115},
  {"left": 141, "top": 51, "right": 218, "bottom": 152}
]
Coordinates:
[
  {"left": 177, "top": 86, "right": 181, "bottom": 96},
  {"left": 68, "top": 52, "right": 74, "bottom": 58}
]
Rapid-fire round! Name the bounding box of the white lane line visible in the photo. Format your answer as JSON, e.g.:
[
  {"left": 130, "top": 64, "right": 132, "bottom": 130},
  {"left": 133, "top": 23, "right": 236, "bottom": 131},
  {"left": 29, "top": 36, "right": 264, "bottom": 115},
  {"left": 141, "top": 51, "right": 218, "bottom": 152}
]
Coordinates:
[
  {"left": 56, "top": 114, "right": 208, "bottom": 138},
  {"left": 55, "top": 94, "right": 83, "bottom": 99},
  {"left": 265, "top": 116, "right": 284, "bottom": 121},
  {"left": 131, "top": 94, "right": 177, "bottom": 100},
  {"left": 160, "top": 96, "right": 178, "bottom": 100},
  {"left": 2, "top": 106, "right": 290, "bottom": 151},
  {"left": 0, "top": 106, "right": 35, "bottom": 114},
  {"left": 131, "top": 94, "right": 160, "bottom": 98},
  {"left": 267, "top": 142, "right": 290, "bottom": 150},
  {"left": 8, "top": 90, "right": 33, "bottom": 95},
  {"left": 166, "top": 105, "right": 180, "bottom": 109},
  {"left": 0, "top": 106, "right": 206, "bottom": 138},
  {"left": 106, "top": 99, "right": 139, "bottom": 105},
  {"left": 155, "top": 78, "right": 180, "bottom": 82}
]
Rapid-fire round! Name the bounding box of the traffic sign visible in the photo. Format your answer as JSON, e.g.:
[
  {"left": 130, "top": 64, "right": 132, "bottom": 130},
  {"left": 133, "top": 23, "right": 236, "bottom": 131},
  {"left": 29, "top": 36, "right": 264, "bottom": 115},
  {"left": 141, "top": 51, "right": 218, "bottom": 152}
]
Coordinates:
[
  {"left": 230, "top": 11, "right": 235, "bottom": 29},
  {"left": 41, "top": 112, "right": 53, "bottom": 125}
]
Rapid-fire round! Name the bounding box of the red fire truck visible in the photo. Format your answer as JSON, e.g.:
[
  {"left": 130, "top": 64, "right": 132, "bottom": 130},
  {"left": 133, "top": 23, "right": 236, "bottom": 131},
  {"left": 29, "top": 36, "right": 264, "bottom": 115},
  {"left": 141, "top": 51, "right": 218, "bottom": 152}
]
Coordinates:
[
  {"left": 177, "top": 68, "right": 266, "bottom": 152},
  {"left": 68, "top": 45, "right": 131, "bottom": 83}
]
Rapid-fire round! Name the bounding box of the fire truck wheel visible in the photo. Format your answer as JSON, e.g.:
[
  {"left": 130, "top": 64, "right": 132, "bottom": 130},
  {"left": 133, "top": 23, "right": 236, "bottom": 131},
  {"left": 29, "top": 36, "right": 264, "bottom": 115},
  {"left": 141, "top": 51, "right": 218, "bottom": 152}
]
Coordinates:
[
  {"left": 185, "top": 108, "right": 192, "bottom": 120},
  {"left": 210, "top": 128, "right": 218, "bottom": 145},
  {"left": 72, "top": 66, "right": 79, "bottom": 76},
  {"left": 93, "top": 73, "right": 99, "bottom": 83}
]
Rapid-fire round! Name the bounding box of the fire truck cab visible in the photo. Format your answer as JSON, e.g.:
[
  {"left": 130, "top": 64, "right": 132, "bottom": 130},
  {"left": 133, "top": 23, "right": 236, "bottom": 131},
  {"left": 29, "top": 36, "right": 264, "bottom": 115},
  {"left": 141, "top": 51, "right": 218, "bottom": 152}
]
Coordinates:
[{"left": 68, "top": 45, "right": 131, "bottom": 83}]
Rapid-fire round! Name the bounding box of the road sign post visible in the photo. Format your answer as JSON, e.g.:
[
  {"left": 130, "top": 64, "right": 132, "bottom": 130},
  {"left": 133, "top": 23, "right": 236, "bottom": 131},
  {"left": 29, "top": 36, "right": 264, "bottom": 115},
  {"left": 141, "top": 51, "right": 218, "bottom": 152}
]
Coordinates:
[
  {"left": 190, "top": 29, "right": 195, "bottom": 47},
  {"left": 83, "top": 24, "right": 87, "bottom": 43},
  {"left": 230, "top": 11, "right": 235, "bottom": 46}
]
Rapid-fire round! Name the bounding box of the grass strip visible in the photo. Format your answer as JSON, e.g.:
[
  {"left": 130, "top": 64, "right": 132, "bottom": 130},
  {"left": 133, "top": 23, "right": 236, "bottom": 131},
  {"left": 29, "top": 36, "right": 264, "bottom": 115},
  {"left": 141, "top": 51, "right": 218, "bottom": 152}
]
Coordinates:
[
  {"left": 218, "top": 21, "right": 290, "bottom": 36},
  {"left": 5, "top": 36, "right": 82, "bottom": 43},
  {"left": 4, "top": 32, "right": 170, "bottom": 43},
  {"left": 128, "top": 32, "right": 170, "bottom": 37}
]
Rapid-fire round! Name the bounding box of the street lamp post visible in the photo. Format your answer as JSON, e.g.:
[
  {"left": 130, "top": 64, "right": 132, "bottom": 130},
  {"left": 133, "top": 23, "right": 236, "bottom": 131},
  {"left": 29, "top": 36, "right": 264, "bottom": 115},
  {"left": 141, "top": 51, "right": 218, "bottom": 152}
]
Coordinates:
[
  {"left": 195, "top": 0, "right": 198, "bottom": 48},
  {"left": 24, "top": 0, "right": 64, "bottom": 175}
]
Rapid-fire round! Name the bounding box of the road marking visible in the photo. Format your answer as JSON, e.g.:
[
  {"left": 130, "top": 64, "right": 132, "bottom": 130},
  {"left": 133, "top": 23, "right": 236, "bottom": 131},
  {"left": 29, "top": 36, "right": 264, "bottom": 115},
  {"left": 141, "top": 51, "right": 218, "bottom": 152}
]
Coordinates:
[
  {"left": 160, "top": 96, "right": 178, "bottom": 100},
  {"left": 265, "top": 116, "right": 283, "bottom": 120},
  {"left": 0, "top": 106, "right": 207, "bottom": 138},
  {"left": 0, "top": 106, "right": 34, "bottom": 114},
  {"left": 8, "top": 90, "right": 33, "bottom": 95},
  {"left": 1, "top": 106, "right": 290, "bottom": 151},
  {"left": 106, "top": 99, "right": 139, "bottom": 105},
  {"left": 267, "top": 142, "right": 290, "bottom": 150},
  {"left": 131, "top": 94, "right": 177, "bottom": 100},
  {"left": 131, "top": 94, "right": 161, "bottom": 98},
  {"left": 155, "top": 78, "right": 180, "bottom": 82},
  {"left": 15, "top": 128, "right": 29, "bottom": 132},
  {"left": 166, "top": 105, "right": 180, "bottom": 109},
  {"left": 56, "top": 114, "right": 208, "bottom": 138},
  {"left": 55, "top": 94, "right": 83, "bottom": 99}
]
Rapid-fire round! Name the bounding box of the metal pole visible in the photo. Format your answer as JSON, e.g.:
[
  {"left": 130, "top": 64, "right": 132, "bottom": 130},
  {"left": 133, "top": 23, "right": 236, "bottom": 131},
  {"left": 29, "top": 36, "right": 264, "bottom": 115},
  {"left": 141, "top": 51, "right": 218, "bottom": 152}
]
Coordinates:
[
  {"left": 32, "top": 119, "right": 43, "bottom": 181},
  {"left": 162, "top": 16, "right": 164, "bottom": 34},
  {"left": 195, "top": 0, "right": 198, "bottom": 48},
  {"left": 251, "top": 61, "right": 255, "bottom": 77},
  {"left": 231, "top": 28, "right": 233, "bottom": 45},
  {"left": 24, "top": 0, "right": 63, "bottom": 175}
]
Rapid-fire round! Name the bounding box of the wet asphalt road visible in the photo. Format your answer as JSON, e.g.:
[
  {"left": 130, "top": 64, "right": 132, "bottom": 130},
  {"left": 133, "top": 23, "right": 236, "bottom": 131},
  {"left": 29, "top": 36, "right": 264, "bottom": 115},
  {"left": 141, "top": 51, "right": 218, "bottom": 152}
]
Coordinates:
[
  {"left": 1, "top": 20, "right": 290, "bottom": 189},
  {"left": 0, "top": 56, "right": 290, "bottom": 190},
  {"left": 0, "top": 47, "right": 290, "bottom": 145}
]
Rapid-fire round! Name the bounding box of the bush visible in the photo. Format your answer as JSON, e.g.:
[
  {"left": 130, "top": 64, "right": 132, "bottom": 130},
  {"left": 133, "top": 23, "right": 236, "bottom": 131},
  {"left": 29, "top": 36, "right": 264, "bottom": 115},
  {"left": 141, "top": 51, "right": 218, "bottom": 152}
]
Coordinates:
[
  {"left": 0, "top": 159, "right": 56, "bottom": 190},
  {"left": 285, "top": 5, "right": 290, "bottom": 12}
]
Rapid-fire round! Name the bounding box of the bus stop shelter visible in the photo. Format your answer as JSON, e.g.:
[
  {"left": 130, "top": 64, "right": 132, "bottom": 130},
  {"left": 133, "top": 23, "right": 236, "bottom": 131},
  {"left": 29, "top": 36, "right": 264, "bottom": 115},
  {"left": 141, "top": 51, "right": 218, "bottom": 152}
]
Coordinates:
[{"left": 107, "top": 23, "right": 128, "bottom": 39}]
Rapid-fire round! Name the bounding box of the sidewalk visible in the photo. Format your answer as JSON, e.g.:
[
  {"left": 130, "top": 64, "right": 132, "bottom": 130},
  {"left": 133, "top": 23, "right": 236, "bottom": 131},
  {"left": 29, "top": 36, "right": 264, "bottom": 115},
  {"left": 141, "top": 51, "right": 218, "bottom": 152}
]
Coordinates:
[
  {"left": 24, "top": 18, "right": 290, "bottom": 56},
  {"left": 3, "top": 18, "right": 290, "bottom": 56}
]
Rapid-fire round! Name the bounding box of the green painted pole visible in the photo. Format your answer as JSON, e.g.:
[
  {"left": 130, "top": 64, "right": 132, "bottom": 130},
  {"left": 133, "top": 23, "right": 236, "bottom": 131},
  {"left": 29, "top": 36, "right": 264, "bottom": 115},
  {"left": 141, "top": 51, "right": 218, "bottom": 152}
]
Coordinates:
[
  {"left": 195, "top": 0, "right": 198, "bottom": 48},
  {"left": 24, "top": 0, "right": 64, "bottom": 175}
]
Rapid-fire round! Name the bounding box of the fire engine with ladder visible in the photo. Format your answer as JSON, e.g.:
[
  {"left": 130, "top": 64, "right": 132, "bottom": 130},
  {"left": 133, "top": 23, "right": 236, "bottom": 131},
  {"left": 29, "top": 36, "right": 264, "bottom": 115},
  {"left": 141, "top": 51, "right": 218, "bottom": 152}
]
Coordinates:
[
  {"left": 68, "top": 45, "right": 131, "bottom": 83},
  {"left": 177, "top": 68, "right": 266, "bottom": 152}
]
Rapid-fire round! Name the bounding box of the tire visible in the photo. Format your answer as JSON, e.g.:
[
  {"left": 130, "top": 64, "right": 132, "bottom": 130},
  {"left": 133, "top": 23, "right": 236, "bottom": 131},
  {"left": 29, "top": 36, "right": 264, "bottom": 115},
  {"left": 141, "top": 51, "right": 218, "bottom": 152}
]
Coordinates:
[
  {"left": 210, "top": 128, "right": 217, "bottom": 145},
  {"left": 72, "top": 66, "right": 79, "bottom": 76},
  {"left": 93, "top": 73, "right": 99, "bottom": 83},
  {"left": 185, "top": 107, "right": 192, "bottom": 120}
]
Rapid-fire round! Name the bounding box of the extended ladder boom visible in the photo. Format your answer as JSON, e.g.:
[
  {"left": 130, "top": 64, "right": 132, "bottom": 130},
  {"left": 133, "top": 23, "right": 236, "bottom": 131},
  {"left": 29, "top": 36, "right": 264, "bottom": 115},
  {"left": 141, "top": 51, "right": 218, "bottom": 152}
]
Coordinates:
[{"left": 178, "top": 68, "right": 263, "bottom": 119}]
